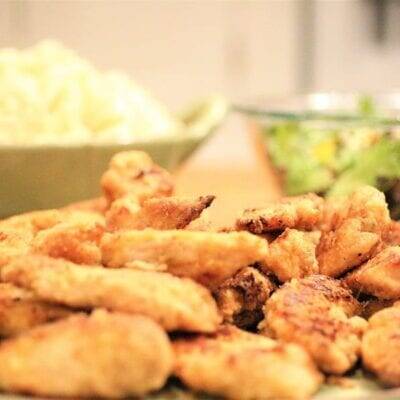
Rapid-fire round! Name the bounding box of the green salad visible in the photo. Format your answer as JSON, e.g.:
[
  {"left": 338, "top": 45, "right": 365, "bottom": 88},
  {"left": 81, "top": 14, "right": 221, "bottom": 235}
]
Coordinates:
[{"left": 259, "top": 97, "right": 400, "bottom": 219}]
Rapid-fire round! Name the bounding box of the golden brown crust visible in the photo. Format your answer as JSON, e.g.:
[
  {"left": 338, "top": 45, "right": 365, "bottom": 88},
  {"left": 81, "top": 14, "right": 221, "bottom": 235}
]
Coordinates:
[
  {"left": 0, "top": 310, "right": 173, "bottom": 398},
  {"left": 263, "top": 229, "right": 319, "bottom": 282},
  {"left": 236, "top": 193, "right": 324, "bottom": 233},
  {"left": 100, "top": 151, "right": 174, "bottom": 205},
  {"left": 261, "top": 275, "right": 366, "bottom": 374},
  {"left": 215, "top": 267, "right": 275, "bottom": 329},
  {"left": 362, "top": 304, "right": 400, "bottom": 387},
  {"left": 382, "top": 221, "right": 400, "bottom": 247},
  {"left": 101, "top": 229, "right": 269, "bottom": 290},
  {"left": 173, "top": 325, "right": 322, "bottom": 400},
  {"left": 0, "top": 227, "right": 32, "bottom": 269},
  {"left": 106, "top": 195, "right": 215, "bottom": 231},
  {"left": 317, "top": 186, "right": 390, "bottom": 277},
  {"left": 1, "top": 255, "right": 221, "bottom": 332},
  {"left": 0, "top": 283, "right": 72, "bottom": 337},
  {"left": 345, "top": 246, "right": 400, "bottom": 299}
]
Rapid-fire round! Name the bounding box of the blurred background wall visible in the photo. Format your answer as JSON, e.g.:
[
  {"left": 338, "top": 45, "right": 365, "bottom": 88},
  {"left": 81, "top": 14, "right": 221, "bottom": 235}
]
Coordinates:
[{"left": 1, "top": 0, "right": 400, "bottom": 107}]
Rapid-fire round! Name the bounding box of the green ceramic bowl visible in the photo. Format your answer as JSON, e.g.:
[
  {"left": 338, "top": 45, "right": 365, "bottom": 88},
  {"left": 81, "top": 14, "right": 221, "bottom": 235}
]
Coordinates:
[{"left": 0, "top": 96, "right": 228, "bottom": 218}]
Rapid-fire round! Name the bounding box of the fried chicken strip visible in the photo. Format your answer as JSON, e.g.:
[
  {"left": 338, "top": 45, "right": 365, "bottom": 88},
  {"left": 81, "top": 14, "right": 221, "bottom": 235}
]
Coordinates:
[
  {"left": 215, "top": 267, "right": 275, "bottom": 329},
  {"left": 0, "top": 227, "right": 32, "bottom": 269},
  {"left": 261, "top": 275, "right": 367, "bottom": 374},
  {"left": 101, "top": 151, "right": 174, "bottom": 205},
  {"left": 0, "top": 310, "right": 173, "bottom": 398},
  {"left": 173, "top": 325, "right": 322, "bottom": 400},
  {"left": 317, "top": 186, "right": 390, "bottom": 277},
  {"left": 236, "top": 193, "right": 324, "bottom": 233},
  {"left": 262, "top": 229, "right": 319, "bottom": 282},
  {"left": 106, "top": 195, "right": 215, "bottom": 231},
  {"left": 0, "top": 283, "right": 71, "bottom": 337},
  {"left": 345, "top": 246, "right": 400, "bottom": 300},
  {"left": 101, "top": 229, "right": 269, "bottom": 289},
  {"left": 1, "top": 255, "right": 220, "bottom": 332},
  {"left": 362, "top": 302, "right": 400, "bottom": 387}
]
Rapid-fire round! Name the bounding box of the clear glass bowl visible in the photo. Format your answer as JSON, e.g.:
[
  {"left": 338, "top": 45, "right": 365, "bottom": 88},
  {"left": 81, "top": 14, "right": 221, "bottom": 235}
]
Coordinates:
[{"left": 237, "top": 92, "right": 400, "bottom": 219}]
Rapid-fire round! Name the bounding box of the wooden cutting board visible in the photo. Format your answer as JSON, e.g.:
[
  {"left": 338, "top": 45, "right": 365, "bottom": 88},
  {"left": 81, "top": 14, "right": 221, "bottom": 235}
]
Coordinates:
[{"left": 175, "top": 115, "right": 282, "bottom": 228}]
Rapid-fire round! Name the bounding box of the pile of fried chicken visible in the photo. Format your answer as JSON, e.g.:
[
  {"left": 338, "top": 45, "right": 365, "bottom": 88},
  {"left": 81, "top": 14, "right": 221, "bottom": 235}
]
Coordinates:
[{"left": 0, "top": 150, "right": 399, "bottom": 400}]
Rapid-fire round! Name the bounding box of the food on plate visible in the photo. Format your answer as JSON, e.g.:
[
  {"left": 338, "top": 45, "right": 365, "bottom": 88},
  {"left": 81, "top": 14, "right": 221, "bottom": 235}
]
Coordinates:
[
  {"left": 0, "top": 41, "right": 183, "bottom": 145},
  {"left": 1, "top": 255, "right": 220, "bottom": 332},
  {"left": 236, "top": 193, "right": 323, "bottom": 233},
  {"left": 100, "top": 229, "right": 269, "bottom": 289},
  {"left": 317, "top": 186, "right": 390, "bottom": 277},
  {"left": 101, "top": 151, "right": 174, "bottom": 205},
  {"left": 345, "top": 246, "right": 400, "bottom": 299},
  {"left": 0, "top": 283, "right": 71, "bottom": 337},
  {"left": 260, "top": 275, "right": 367, "bottom": 374},
  {"left": 173, "top": 325, "right": 322, "bottom": 400},
  {"left": 0, "top": 310, "right": 173, "bottom": 398},
  {"left": 215, "top": 267, "right": 275, "bottom": 329},
  {"left": 2, "top": 148, "right": 400, "bottom": 398},
  {"left": 362, "top": 302, "right": 400, "bottom": 386},
  {"left": 262, "top": 228, "right": 319, "bottom": 282},
  {"left": 106, "top": 195, "right": 214, "bottom": 231}
]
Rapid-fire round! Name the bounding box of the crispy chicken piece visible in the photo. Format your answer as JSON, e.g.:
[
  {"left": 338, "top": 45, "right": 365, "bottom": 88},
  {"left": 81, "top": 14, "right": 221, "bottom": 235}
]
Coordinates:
[
  {"left": 236, "top": 193, "right": 324, "bottom": 233},
  {"left": 262, "top": 229, "right": 319, "bottom": 282},
  {"left": 173, "top": 325, "right": 322, "bottom": 400},
  {"left": 362, "top": 302, "right": 400, "bottom": 387},
  {"left": 0, "top": 310, "right": 173, "bottom": 398},
  {"left": 261, "top": 275, "right": 367, "bottom": 374},
  {"left": 317, "top": 186, "right": 390, "bottom": 277},
  {"left": 31, "top": 219, "right": 104, "bottom": 265},
  {"left": 0, "top": 227, "right": 32, "bottom": 269},
  {"left": 101, "top": 229, "right": 269, "bottom": 290},
  {"left": 383, "top": 220, "right": 400, "bottom": 246},
  {"left": 106, "top": 195, "right": 215, "bottom": 231},
  {"left": 215, "top": 267, "right": 275, "bottom": 329},
  {"left": 101, "top": 151, "right": 174, "bottom": 205},
  {"left": 1, "top": 255, "right": 220, "bottom": 332},
  {"left": 0, "top": 283, "right": 71, "bottom": 337},
  {"left": 345, "top": 246, "right": 400, "bottom": 300}
]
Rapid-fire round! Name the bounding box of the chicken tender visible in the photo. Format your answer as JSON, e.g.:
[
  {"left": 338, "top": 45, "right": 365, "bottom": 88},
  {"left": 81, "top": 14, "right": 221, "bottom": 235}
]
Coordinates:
[
  {"left": 0, "top": 310, "right": 173, "bottom": 398},
  {"left": 261, "top": 275, "right": 366, "bottom": 374},
  {"left": 215, "top": 267, "right": 275, "bottom": 329},
  {"left": 31, "top": 219, "right": 104, "bottom": 265},
  {"left": 383, "top": 220, "right": 400, "bottom": 246},
  {"left": 101, "top": 151, "right": 174, "bottom": 205},
  {"left": 317, "top": 186, "right": 390, "bottom": 277},
  {"left": 345, "top": 246, "right": 400, "bottom": 300},
  {"left": 1, "top": 255, "right": 220, "bottom": 332},
  {"left": 106, "top": 195, "right": 214, "bottom": 231},
  {"left": 173, "top": 325, "right": 322, "bottom": 400},
  {"left": 0, "top": 283, "right": 71, "bottom": 337},
  {"left": 263, "top": 228, "right": 319, "bottom": 282},
  {"left": 101, "top": 229, "right": 269, "bottom": 289},
  {"left": 0, "top": 227, "right": 32, "bottom": 269},
  {"left": 362, "top": 303, "right": 400, "bottom": 387},
  {"left": 236, "top": 193, "right": 323, "bottom": 233}
]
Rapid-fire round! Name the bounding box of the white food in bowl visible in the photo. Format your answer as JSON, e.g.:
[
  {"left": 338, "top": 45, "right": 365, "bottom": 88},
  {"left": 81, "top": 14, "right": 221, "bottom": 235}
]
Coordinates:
[{"left": 0, "top": 41, "right": 183, "bottom": 145}]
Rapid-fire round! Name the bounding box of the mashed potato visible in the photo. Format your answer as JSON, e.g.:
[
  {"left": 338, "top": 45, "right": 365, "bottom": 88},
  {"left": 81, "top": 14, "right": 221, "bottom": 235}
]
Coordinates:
[{"left": 0, "top": 41, "right": 183, "bottom": 145}]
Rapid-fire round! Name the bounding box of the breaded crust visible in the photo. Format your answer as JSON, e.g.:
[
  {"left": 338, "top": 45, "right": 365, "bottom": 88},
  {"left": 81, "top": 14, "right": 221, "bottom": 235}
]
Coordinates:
[
  {"left": 263, "top": 228, "right": 319, "bottom": 282},
  {"left": 1, "top": 255, "right": 220, "bottom": 332},
  {"left": 362, "top": 303, "right": 400, "bottom": 387},
  {"left": 100, "top": 151, "right": 174, "bottom": 205},
  {"left": 261, "top": 275, "right": 366, "bottom": 374},
  {"left": 0, "top": 310, "right": 173, "bottom": 398},
  {"left": 173, "top": 325, "right": 322, "bottom": 400},
  {"left": 0, "top": 227, "right": 32, "bottom": 269},
  {"left": 345, "top": 246, "right": 400, "bottom": 299},
  {"left": 101, "top": 229, "right": 269, "bottom": 289},
  {"left": 236, "top": 193, "right": 323, "bottom": 233},
  {"left": 0, "top": 283, "right": 71, "bottom": 337},
  {"left": 317, "top": 186, "right": 390, "bottom": 277},
  {"left": 106, "top": 195, "right": 215, "bottom": 231},
  {"left": 215, "top": 267, "right": 275, "bottom": 329}
]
